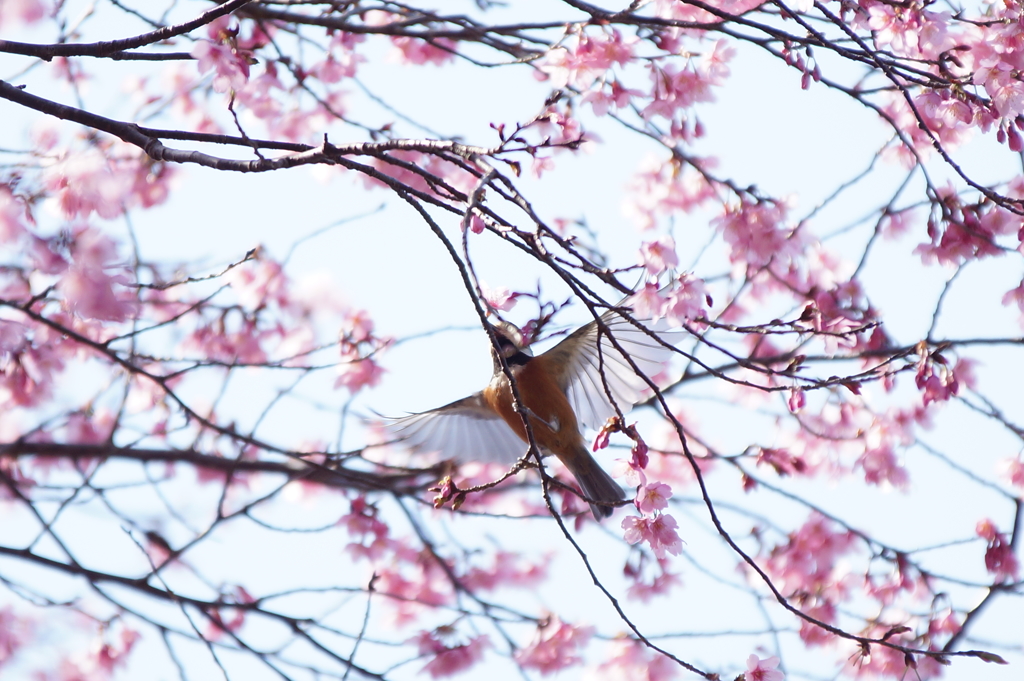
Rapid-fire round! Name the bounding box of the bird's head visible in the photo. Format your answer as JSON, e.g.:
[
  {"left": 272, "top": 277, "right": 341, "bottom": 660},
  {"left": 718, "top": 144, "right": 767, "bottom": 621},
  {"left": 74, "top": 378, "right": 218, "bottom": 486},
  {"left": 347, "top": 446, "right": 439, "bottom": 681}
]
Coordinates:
[{"left": 488, "top": 321, "right": 533, "bottom": 370}]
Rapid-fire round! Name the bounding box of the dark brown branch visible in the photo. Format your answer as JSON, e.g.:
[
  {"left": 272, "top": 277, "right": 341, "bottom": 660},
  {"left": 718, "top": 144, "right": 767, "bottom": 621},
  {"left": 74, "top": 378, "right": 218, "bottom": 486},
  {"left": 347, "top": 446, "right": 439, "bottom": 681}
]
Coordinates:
[
  {"left": 0, "top": 0, "right": 252, "bottom": 60},
  {"left": 0, "top": 79, "right": 500, "bottom": 176},
  {"left": 0, "top": 441, "right": 439, "bottom": 494}
]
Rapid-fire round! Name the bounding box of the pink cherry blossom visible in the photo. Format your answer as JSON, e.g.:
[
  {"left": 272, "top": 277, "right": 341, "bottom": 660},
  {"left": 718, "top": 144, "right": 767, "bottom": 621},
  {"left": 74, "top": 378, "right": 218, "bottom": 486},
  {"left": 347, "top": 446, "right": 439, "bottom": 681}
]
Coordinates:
[
  {"left": 530, "top": 104, "right": 588, "bottom": 148},
  {"left": 481, "top": 283, "right": 519, "bottom": 312},
  {"left": 95, "top": 627, "right": 140, "bottom": 673},
  {"left": 639, "top": 235, "right": 679, "bottom": 276},
  {"left": 582, "top": 80, "right": 641, "bottom": 115},
  {"left": 64, "top": 409, "right": 115, "bottom": 445},
  {"left": 997, "top": 456, "right": 1024, "bottom": 489},
  {"left": 756, "top": 447, "right": 808, "bottom": 478},
  {"left": 914, "top": 351, "right": 959, "bottom": 406},
  {"left": 192, "top": 40, "right": 251, "bottom": 93},
  {"left": 627, "top": 283, "right": 668, "bottom": 320},
  {"left": 1001, "top": 278, "right": 1024, "bottom": 321},
  {"left": 0, "top": 185, "right": 28, "bottom": 242},
  {"left": 635, "top": 481, "right": 672, "bottom": 513},
  {"left": 630, "top": 435, "right": 650, "bottom": 471},
  {"left": 855, "top": 443, "right": 909, "bottom": 489},
  {"left": 0, "top": 607, "right": 30, "bottom": 665},
  {"left": 334, "top": 353, "right": 385, "bottom": 392},
  {"left": 391, "top": 36, "right": 457, "bottom": 66},
  {"left": 746, "top": 654, "right": 785, "bottom": 681},
  {"left": 0, "top": 0, "right": 45, "bottom": 28},
  {"left": 539, "top": 29, "right": 635, "bottom": 90},
  {"left": 228, "top": 256, "right": 287, "bottom": 310},
  {"left": 205, "top": 605, "right": 247, "bottom": 641},
  {"left": 530, "top": 155, "right": 556, "bottom": 178},
  {"left": 515, "top": 617, "right": 594, "bottom": 674},
  {"left": 626, "top": 565, "right": 681, "bottom": 603},
  {"left": 663, "top": 273, "right": 710, "bottom": 325},
  {"left": 766, "top": 513, "right": 857, "bottom": 594},
  {"left": 468, "top": 214, "right": 486, "bottom": 234},
  {"left": 626, "top": 154, "right": 716, "bottom": 230},
  {"left": 588, "top": 637, "right": 678, "bottom": 680},
  {"left": 59, "top": 227, "right": 137, "bottom": 322},
  {"left": 865, "top": 553, "right": 920, "bottom": 606},
  {"left": 313, "top": 32, "right": 365, "bottom": 82},
  {"left": 798, "top": 599, "right": 837, "bottom": 646},
  {"left": 976, "top": 519, "right": 1020, "bottom": 583},
  {"left": 640, "top": 41, "right": 732, "bottom": 122},
  {"left": 976, "top": 60, "right": 1024, "bottom": 120},
  {"left": 612, "top": 457, "right": 646, "bottom": 488},
  {"left": 713, "top": 200, "right": 805, "bottom": 270},
  {"left": 340, "top": 495, "right": 382, "bottom": 537},
  {"left": 621, "top": 513, "right": 683, "bottom": 559},
  {"left": 234, "top": 65, "right": 285, "bottom": 121},
  {"left": 414, "top": 627, "right": 488, "bottom": 678},
  {"left": 42, "top": 149, "right": 131, "bottom": 220},
  {"left": 0, "top": 320, "right": 69, "bottom": 408},
  {"left": 461, "top": 550, "right": 547, "bottom": 591},
  {"left": 340, "top": 308, "right": 376, "bottom": 344},
  {"left": 376, "top": 563, "right": 453, "bottom": 626}
]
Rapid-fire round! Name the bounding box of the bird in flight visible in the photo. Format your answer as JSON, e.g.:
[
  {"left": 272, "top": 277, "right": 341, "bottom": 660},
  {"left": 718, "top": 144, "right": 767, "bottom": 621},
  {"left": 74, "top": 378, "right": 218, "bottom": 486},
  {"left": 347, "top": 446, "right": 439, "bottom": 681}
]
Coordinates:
[{"left": 386, "top": 304, "right": 672, "bottom": 519}]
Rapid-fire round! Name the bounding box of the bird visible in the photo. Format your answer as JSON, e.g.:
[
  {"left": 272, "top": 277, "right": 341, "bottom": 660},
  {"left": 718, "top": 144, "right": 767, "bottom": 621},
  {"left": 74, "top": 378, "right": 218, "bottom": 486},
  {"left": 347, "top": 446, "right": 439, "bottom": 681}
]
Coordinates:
[{"left": 385, "top": 303, "right": 672, "bottom": 520}]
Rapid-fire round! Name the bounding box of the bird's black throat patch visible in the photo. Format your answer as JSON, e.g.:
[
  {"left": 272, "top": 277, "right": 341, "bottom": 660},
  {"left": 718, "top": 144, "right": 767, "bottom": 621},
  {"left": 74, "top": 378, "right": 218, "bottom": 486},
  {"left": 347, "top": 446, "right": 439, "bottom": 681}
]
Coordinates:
[{"left": 505, "top": 350, "right": 532, "bottom": 367}]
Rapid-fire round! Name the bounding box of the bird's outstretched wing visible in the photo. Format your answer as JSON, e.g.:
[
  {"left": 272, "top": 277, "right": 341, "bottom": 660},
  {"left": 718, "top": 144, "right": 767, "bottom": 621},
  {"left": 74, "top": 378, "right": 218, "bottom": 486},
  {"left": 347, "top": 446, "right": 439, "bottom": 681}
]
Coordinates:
[
  {"left": 384, "top": 392, "right": 528, "bottom": 465},
  {"left": 542, "top": 309, "right": 672, "bottom": 431}
]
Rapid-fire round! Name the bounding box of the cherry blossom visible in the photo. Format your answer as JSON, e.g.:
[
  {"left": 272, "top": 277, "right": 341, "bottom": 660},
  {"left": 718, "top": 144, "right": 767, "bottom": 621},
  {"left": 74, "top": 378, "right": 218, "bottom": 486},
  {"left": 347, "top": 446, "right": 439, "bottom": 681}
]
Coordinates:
[
  {"left": 0, "top": 0, "right": 46, "bottom": 28},
  {"left": 42, "top": 149, "right": 132, "bottom": 220},
  {"left": 639, "top": 237, "right": 678, "bottom": 277},
  {"left": 627, "top": 283, "right": 669, "bottom": 321},
  {"left": 663, "top": 273, "right": 711, "bottom": 325},
  {"left": 539, "top": 29, "right": 636, "bottom": 89},
  {"left": 0, "top": 607, "right": 29, "bottom": 666},
  {"left": 314, "top": 31, "right": 366, "bottom": 82},
  {"left": 582, "top": 80, "right": 641, "bottom": 115},
  {"left": 631, "top": 570, "right": 681, "bottom": 604},
  {"left": 413, "top": 627, "right": 488, "bottom": 678},
  {"left": 914, "top": 348, "right": 960, "bottom": 406},
  {"left": 0, "top": 185, "right": 27, "bottom": 242},
  {"left": 714, "top": 200, "right": 804, "bottom": 271},
  {"left": 756, "top": 447, "right": 808, "bottom": 478},
  {"left": 622, "top": 513, "right": 684, "bottom": 559},
  {"left": 977, "top": 519, "right": 1020, "bottom": 583},
  {"left": 515, "top": 617, "right": 594, "bottom": 674},
  {"left": 192, "top": 19, "right": 252, "bottom": 93},
  {"left": 461, "top": 551, "right": 547, "bottom": 591},
  {"left": 625, "top": 154, "right": 716, "bottom": 230},
  {"left": 391, "top": 37, "right": 457, "bottom": 66},
  {"left": 997, "top": 455, "right": 1024, "bottom": 489},
  {"left": 635, "top": 481, "right": 672, "bottom": 513},
  {"left": 59, "top": 227, "right": 136, "bottom": 322},
  {"left": 854, "top": 443, "right": 909, "bottom": 489},
  {"left": 334, "top": 353, "right": 385, "bottom": 392},
  {"left": 745, "top": 654, "right": 785, "bottom": 681},
  {"left": 766, "top": 514, "right": 857, "bottom": 595},
  {"left": 586, "top": 637, "right": 678, "bottom": 680},
  {"left": 481, "top": 283, "right": 519, "bottom": 312}
]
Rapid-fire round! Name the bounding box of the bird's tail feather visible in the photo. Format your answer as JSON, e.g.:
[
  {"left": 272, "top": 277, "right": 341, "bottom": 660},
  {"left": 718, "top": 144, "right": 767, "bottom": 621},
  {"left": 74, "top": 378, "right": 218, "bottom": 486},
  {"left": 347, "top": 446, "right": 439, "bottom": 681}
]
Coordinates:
[{"left": 562, "top": 445, "right": 625, "bottom": 520}]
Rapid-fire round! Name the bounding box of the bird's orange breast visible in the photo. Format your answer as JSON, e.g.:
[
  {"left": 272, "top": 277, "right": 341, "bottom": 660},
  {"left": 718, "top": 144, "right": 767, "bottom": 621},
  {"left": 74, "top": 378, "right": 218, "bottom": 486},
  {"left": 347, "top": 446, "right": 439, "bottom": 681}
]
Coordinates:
[{"left": 483, "top": 357, "right": 582, "bottom": 457}]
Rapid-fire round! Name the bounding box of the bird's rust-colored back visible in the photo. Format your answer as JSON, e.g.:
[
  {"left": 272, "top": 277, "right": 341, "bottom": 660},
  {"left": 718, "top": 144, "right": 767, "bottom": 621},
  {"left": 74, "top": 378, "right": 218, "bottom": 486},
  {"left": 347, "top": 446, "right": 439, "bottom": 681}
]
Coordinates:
[
  {"left": 482, "top": 354, "right": 584, "bottom": 458},
  {"left": 483, "top": 353, "right": 624, "bottom": 518}
]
